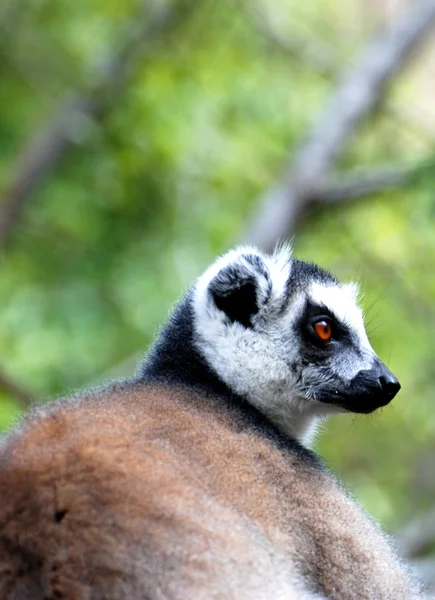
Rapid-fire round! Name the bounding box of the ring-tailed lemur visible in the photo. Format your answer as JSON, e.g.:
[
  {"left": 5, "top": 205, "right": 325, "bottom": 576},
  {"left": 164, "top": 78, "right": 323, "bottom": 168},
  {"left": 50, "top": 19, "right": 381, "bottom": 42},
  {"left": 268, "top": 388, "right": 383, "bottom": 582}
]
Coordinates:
[
  {"left": 0, "top": 246, "right": 419, "bottom": 600},
  {"left": 144, "top": 244, "right": 400, "bottom": 446}
]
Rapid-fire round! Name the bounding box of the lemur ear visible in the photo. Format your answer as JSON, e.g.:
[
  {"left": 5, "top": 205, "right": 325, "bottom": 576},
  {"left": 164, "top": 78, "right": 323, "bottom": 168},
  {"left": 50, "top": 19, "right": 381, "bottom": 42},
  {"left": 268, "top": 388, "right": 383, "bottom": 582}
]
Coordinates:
[{"left": 209, "top": 265, "right": 259, "bottom": 327}]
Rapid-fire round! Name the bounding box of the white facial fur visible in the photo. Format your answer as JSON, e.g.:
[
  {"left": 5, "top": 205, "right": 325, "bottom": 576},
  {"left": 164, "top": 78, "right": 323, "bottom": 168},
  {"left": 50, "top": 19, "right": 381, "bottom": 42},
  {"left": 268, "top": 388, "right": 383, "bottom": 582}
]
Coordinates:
[
  {"left": 192, "top": 246, "right": 379, "bottom": 447},
  {"left": 307, "top": 282, "right": 375, "bottom": 380}
]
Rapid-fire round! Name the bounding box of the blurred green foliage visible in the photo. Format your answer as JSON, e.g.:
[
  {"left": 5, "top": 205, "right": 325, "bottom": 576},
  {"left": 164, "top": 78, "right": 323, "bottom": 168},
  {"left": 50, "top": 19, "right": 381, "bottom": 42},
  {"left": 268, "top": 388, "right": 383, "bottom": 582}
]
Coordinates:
[{"left": 1, "top": 0, "right": 435, "bottom": 536}]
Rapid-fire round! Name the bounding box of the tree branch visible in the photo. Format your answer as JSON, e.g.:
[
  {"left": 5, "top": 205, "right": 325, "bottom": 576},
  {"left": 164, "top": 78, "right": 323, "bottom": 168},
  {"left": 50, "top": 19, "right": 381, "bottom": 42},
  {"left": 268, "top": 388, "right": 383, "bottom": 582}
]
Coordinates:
[
  {"left": 242, "top": 1, "right": 338, "bottom": 76},
  {"left": 411, "top": 556, "right": 435, "bottom": 590},
  {"left": 396, "top": 507, "right": 435, "bottom": 558},
  {"left": 0, "top": 96, "right": 95, "bottom": 248},
  {"left": 244, "top": 0, "right": 435, "bottom": 251},
  {"left": 309, "top": 163, "right": 419, "bottom": 204},
  {"left": 0, "top": 1, "right": 196, "bottom": 251},
  {"left": 0, "top": 367, "right": 33, "bottom": 407}
]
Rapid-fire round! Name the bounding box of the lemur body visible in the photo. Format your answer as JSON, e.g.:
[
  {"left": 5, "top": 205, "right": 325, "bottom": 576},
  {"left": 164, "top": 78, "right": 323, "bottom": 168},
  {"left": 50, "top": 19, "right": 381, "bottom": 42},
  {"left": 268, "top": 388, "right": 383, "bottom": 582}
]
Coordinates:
[{"left": 0, "top": 247, "right": 420, "bottom": 599}]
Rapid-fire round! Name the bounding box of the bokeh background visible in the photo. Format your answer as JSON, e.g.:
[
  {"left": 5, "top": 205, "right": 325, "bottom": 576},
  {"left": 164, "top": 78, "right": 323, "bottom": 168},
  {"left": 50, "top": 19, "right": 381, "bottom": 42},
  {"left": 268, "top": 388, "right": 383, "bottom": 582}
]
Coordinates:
[{"left": 1, "top": 0, "right": 435, "bottom": 591}]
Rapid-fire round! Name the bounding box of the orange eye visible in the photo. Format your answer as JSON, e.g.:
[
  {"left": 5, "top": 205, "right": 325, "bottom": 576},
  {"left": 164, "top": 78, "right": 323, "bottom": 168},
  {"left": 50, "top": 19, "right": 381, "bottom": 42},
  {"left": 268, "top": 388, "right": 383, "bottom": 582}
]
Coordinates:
[{"left": 314, "top": 320, "right": 332, "bottom": 341}]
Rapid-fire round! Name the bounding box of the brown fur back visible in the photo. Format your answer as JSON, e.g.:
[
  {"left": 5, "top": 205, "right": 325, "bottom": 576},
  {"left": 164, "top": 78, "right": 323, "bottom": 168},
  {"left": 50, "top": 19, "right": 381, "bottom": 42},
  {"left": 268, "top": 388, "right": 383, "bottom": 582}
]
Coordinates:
[{"left": 0, "top": 382, "right": 418, "bottom": 599}]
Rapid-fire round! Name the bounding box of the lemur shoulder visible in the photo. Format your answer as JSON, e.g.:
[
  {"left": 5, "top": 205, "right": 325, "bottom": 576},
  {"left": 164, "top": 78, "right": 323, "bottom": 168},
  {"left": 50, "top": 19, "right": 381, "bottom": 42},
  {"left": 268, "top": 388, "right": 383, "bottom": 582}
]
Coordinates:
[{"left": 0, "top": 246, "right": 421, "bottom": 599}]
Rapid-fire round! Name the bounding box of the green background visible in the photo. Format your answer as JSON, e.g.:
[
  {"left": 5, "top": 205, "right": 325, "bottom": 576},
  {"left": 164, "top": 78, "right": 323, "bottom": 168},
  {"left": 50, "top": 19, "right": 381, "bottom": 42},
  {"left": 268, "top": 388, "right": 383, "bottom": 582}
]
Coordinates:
[{"left": 1, "top": 0, "right": 435, "bottom": 564}]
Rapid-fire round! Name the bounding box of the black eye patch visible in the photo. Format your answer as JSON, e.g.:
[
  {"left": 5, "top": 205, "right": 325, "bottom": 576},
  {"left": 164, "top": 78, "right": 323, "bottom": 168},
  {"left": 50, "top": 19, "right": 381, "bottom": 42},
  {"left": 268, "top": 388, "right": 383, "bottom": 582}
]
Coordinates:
[{"left": 299, "top": 300, "right": 352, "bottom": 346}]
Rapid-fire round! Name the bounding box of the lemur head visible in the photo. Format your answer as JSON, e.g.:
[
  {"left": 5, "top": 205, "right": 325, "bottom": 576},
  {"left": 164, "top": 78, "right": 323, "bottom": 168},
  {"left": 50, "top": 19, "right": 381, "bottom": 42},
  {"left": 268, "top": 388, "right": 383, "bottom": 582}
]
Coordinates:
[{"left": 192, "top": 245, "right": 400, "bottom": 444}]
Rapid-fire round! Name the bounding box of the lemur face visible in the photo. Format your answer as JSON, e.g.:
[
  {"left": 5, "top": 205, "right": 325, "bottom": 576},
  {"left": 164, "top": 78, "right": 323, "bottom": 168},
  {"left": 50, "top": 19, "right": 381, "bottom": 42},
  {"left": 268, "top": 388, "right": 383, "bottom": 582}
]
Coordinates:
[
  {"left": 193, "top": 246, "right": 400, "bottom": 436},
  {"left": 291, "top": 268, "right": 400, "bottom": 414}
]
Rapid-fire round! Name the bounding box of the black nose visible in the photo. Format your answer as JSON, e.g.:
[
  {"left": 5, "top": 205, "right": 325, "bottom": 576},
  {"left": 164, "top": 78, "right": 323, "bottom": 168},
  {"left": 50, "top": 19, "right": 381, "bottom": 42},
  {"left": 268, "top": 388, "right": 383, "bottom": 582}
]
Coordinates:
[
  {"left": 332, "top": 360, "right": 401, "bottom": 414},
  {"left": 378, "top": 365, "right": 401, "bottom": 399}
]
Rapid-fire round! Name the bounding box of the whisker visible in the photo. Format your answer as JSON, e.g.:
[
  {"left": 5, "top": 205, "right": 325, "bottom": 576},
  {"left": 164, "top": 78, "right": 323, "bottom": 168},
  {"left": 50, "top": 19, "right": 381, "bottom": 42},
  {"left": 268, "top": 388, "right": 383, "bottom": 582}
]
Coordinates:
[{"left": 362, "top": 280, "right": 392, "bottom": 321}]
